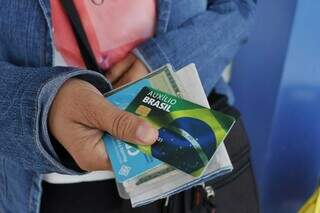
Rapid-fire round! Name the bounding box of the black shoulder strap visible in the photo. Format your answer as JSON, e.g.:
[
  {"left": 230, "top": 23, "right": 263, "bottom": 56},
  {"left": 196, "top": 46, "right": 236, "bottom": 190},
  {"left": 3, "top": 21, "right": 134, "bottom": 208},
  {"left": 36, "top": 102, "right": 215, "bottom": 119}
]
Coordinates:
[{"left": 60, "top": 0, "right": 102, "bottom": 74}]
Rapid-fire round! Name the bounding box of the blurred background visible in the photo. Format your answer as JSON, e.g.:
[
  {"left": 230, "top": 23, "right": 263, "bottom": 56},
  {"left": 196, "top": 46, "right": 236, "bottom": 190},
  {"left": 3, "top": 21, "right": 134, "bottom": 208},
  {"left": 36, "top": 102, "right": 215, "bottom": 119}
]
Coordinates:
[{"left": 230, "top": 0, "right": 320, "bottom": 212}]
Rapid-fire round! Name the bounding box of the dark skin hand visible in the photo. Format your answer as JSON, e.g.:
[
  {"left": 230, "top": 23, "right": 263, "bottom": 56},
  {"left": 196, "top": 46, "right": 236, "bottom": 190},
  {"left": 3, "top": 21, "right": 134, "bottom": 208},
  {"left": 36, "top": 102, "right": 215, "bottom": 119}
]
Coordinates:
[
  {"left": 106, "top": 53, "right": 150, "bottom": 88},
  {"left": 49, "top": 53, "right": 152, "bottom": 172}
]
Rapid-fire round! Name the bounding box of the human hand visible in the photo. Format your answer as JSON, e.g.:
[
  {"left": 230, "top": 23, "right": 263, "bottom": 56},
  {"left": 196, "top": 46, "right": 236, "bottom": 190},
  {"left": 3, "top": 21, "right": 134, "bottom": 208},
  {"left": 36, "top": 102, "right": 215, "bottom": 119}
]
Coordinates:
[
  {"left": 49, "top": 79, "right": 158, "bottom": 171},
  {"left": 106, "top": 53, "right": 149, "bottom": 88}
]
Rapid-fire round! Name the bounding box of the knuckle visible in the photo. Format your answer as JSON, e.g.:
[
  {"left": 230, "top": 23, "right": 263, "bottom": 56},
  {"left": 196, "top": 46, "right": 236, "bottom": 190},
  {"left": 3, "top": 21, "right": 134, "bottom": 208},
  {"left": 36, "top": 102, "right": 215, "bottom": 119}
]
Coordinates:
[
  {"left": 99, "top": 154, "right": 108, "bottom": 164},
  {"left": 78, "top": 99, "right": 102, "bottom": 128},
  {"left": 111, "top": 112, "right": 134, "bottom": 139},
  {"left": 73, "top": 155, "right": 92, "bottom": 171},
  {"left": 78, "top": 163, "right": 91, "bottom": 172},
  {"left": 79, "top": 161, "right": 94, "bottom": 172}
]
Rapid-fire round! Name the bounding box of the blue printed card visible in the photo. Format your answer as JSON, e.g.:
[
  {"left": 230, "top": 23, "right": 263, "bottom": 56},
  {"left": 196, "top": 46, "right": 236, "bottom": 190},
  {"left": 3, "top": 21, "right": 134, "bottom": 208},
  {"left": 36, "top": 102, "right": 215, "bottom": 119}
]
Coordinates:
[{"left": 103, "top": 80, "right": 163, "bottom": 182}]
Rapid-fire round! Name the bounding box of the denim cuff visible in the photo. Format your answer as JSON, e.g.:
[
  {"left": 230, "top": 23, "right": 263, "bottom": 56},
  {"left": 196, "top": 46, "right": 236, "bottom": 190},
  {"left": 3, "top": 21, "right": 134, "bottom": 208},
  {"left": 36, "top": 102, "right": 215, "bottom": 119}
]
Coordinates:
[
  {"left": 134, "top": 38, "right": 171, "bottom": 72},
  {"left": 37, "top": 69, "right": 111, "bottom": 175}
]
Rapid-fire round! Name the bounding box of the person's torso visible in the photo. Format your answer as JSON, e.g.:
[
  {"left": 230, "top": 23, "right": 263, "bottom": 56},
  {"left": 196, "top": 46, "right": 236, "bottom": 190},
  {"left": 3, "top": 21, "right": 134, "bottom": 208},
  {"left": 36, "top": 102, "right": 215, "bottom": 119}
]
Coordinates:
[
  {"left": 51, "top": 0, "right": 157, "bottom": 70},
  {"left": 0, "top": 0, "right": 208, "bottom": 66},
  {"left": 0, "top": 1, "right": 210, "bottom": 212},
  {"left": 44, "top": 0, "right": 158, "bottom": 184}
]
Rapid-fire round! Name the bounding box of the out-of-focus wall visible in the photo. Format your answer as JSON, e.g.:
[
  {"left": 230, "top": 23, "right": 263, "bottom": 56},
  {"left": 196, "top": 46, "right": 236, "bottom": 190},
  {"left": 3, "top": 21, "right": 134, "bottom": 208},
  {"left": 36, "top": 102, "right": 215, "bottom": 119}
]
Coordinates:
[{"left": 231, "top": 0, "right": 320, "bottom": 212}]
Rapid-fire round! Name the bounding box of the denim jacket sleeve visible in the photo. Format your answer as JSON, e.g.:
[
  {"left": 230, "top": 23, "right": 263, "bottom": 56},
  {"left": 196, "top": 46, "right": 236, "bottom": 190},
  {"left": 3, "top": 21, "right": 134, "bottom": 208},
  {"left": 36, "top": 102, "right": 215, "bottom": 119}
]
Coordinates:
[
  {"left": 0, "top": 61, "right": 111, "bottom": 174},
  {"left": 135, "top": 0, "right": 256, "bottom": 94}
]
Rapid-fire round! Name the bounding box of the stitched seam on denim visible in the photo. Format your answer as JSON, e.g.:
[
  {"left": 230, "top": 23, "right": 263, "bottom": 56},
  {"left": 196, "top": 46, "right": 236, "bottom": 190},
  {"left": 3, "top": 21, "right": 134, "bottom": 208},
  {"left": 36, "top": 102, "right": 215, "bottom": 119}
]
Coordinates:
[
  {"left": 38, "top": 0, "right": 54, "bottom": 66},
  {"left": 209, "top": 22, "right": 248, "bottom": 65},
  {"left": 20, "top": 73, "right": 35, "bottom": 137},
  {"left": 156, "top": 0, "right": 171, "bottom": 34},
  {"left": 3, "top": 162, "right": 7, "bottom": 202},
  {"left": 28, "top": 174, "right": 34, "bottom": 213},
  {"left": 28, "top": 174, "right": 41, "bottom": 213},
  {"left": 151, "top": 38, "right": 172, "bottom": 66},
  {"left": 207, "top": 1, "right": 253, "bottom": 60},
  {"left": 162, "top": 0, "right": 172, "bottom": 33},
  {"left": 0, "top": 159, "right": 7, "bottom": 202},
  {"left": 35, "top": 175, "right": 43, "bottom": 213},
  {"left": 25, "top": 2, "right": 32, "bottom": 67}
]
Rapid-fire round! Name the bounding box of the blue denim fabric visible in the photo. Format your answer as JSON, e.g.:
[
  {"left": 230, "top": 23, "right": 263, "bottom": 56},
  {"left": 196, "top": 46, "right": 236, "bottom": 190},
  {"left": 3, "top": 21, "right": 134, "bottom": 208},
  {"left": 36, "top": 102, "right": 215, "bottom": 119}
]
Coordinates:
[{"left": 0, "top": 0, "right": 256, "bottom": 212}]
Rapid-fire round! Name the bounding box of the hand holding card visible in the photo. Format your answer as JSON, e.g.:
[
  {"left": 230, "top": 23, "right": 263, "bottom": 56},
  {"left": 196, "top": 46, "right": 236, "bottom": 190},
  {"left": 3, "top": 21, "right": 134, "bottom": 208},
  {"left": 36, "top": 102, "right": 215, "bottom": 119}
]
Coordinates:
[
  {"left": 125, "top": 87, "right": 235, "bottom": 177},
  {"left": 103, "top": 64, "right": 235, "bottom": 207}
]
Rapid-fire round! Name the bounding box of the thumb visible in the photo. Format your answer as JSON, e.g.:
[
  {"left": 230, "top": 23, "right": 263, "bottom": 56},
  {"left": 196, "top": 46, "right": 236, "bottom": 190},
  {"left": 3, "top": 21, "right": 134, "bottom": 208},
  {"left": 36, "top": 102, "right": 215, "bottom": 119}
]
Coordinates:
[{"left": 94, "top": 96, "right": 159, "bottom": 145}]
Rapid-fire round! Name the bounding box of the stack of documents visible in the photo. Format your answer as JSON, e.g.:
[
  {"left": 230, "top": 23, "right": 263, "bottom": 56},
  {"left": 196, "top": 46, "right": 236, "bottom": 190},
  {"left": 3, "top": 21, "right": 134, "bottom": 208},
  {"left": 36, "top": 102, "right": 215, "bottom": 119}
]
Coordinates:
[{"left": 103, "top": 64, "right": 235, "bottom": 207}]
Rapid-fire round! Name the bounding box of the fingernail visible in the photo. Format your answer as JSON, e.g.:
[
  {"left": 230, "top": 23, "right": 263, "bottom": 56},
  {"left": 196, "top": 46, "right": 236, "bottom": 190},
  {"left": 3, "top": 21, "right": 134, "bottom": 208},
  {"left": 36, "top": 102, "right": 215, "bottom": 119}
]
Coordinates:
[{"left": 136, "top": 123, "right": 158, "bottom": 144}]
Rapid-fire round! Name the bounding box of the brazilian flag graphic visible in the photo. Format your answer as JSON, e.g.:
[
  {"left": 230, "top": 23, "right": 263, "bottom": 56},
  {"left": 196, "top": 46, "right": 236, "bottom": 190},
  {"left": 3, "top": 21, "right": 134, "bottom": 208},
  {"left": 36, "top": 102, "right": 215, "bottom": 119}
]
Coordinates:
[{"left": 126, "top": 87, "right": 235, "bottom": 177}]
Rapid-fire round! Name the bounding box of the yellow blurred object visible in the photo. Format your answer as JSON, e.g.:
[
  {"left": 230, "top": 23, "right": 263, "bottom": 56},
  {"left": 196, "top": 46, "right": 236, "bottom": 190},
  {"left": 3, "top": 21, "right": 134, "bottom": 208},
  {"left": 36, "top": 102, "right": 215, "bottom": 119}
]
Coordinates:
[{"left": 299, "top": 187, "right": 320, "bottom": 213}]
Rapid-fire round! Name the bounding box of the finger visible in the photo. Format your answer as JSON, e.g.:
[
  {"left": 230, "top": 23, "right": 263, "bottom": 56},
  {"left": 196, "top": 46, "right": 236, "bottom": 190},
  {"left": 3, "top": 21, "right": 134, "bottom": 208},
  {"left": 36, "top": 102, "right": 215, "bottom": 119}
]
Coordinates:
[
  {"left": 64, "top": 124, "right": 113, "bottom": 171},
  {"left": 113, "top": 61, "right": 149, "bottom": 88},
  {"left": 106, "top": 54, "right": 136, "bottom": 83},
  {"left": 74, "top": 137, "right": 112, "bottom": 172},
  {"left": 92, "top": 95, "right": 158, "bottom": 145},
  {"left": 90, "top": 138, "right": 112, "bottom": 171}
]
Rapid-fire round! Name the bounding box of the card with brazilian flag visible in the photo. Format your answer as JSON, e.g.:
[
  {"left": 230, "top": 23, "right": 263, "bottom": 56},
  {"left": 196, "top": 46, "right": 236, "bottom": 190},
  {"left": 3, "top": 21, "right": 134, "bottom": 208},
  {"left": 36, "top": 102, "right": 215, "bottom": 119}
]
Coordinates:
[{"left": 126, "top": 87, "right": 235, "bottom": 177}]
